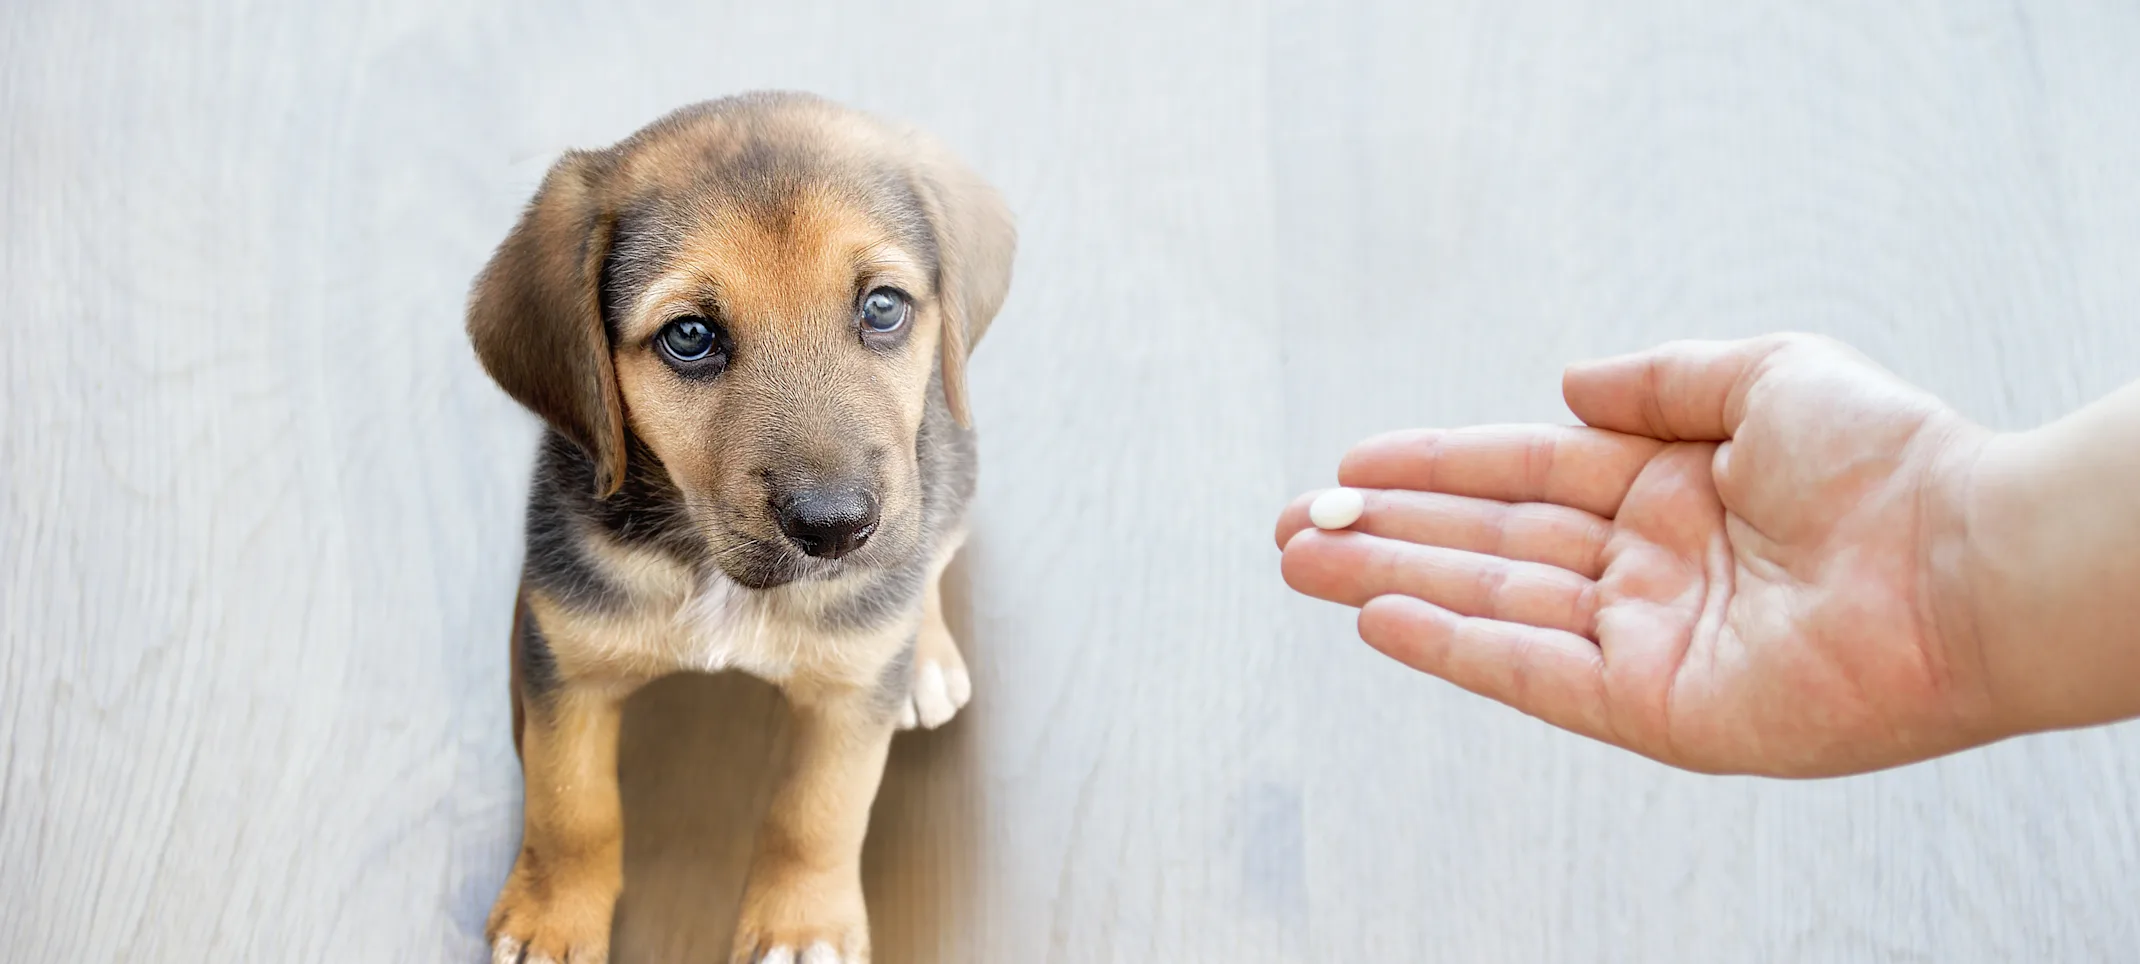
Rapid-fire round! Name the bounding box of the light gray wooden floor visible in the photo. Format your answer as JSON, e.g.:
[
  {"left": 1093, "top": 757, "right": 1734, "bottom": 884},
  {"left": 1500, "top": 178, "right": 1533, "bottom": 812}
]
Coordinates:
[{"left": 7, "top": 2, "right": 2140, "bottom": 961}]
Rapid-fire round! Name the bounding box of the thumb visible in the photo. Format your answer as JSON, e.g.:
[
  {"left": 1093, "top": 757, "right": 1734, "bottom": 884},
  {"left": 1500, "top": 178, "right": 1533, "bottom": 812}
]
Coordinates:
[{"left": 1562, "top": 335, "right": 1800, "bottom": 441}]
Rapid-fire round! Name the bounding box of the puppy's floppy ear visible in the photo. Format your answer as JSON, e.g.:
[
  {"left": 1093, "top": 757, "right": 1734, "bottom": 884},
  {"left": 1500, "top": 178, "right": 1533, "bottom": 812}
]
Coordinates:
[
  {"left": 467, "top": 149, "right": 628, "bottom": 497},
  {"left": 910, "top": 138, "right": 1015, "bottom": 427}
]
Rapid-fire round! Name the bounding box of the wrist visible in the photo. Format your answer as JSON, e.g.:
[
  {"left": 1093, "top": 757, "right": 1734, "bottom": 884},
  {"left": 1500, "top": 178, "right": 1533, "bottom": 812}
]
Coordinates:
[{"left": 1947, "top": 391, "right": 2140, "bottom": 736}]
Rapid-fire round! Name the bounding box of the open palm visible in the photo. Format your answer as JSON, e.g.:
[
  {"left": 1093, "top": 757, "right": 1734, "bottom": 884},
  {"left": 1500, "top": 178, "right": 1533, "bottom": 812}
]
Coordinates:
[{"left": 1279, "top": 336, "right": 1997, "bottom": 776}]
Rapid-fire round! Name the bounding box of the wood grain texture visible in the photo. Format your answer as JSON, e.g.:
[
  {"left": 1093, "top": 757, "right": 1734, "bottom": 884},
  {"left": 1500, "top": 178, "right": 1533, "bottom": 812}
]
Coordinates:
[{"left": 6, "top": 1, "right": 2139, "bottom": 960}]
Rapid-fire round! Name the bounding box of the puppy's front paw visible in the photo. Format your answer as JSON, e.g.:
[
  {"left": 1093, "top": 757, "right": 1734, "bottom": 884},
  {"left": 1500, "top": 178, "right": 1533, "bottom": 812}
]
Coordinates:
[
  {"left": 731, "top": 871, "right": 870, "bottom": 964},
  {"left": 895, "top": 622, "right": 971, "bottom": 731},
  {"left": 487, "top": 857, "right": 616, "bottom": 964}
]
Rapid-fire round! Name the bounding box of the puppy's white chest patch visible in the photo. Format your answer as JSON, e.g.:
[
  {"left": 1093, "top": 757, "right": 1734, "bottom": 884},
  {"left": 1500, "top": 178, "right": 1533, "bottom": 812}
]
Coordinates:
[
  {"left": 673, "top": 573, "right": 892, "bottom": 686},
  {"left": 676, "top": 576, "right": 799, "bottom": 680}
]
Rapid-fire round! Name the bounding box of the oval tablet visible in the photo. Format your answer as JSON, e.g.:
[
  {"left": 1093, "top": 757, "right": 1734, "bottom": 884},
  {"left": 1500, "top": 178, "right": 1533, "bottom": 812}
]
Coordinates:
[{"left": 1308, "top": 487, "right": 1365, "bottom": 530}]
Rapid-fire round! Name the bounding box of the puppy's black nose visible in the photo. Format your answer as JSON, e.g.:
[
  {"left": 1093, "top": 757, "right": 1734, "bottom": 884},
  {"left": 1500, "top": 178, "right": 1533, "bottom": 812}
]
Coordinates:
[{"left": 773, "top": 486, "right": 879, "bottom": 559}]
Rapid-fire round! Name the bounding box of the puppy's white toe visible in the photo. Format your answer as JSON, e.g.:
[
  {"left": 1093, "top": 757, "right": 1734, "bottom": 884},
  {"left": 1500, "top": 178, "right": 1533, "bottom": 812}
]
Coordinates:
[
  {"left": 944, "top": 662, "right": 972, "bottom": 709},
  {"left": 757, "top": 947, "right": 796, "bottom": 964},
  {"left": 914, "top": 660, "right": 956, "bottom": 729},
  {"left": 799, "top": 942, "right": 843, "bottom": 964}
]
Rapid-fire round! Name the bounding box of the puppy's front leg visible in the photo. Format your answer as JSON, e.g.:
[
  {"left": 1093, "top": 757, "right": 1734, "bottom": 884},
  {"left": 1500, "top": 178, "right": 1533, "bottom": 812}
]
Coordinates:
[
  {"left": 490, "top": 680, "right": 627, "bottom": 964},
  {"left": 731, "top": 681, "right": 897, "bottom": 964},
  {"left": 898, "top": 552, "right": 973, "bottom": 731}
]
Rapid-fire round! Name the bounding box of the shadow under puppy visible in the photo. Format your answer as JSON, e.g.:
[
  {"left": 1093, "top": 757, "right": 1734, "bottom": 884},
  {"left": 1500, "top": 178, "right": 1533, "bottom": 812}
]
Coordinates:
[{"left": 466, "top": 92, "right": 1014, "bottom": 964}]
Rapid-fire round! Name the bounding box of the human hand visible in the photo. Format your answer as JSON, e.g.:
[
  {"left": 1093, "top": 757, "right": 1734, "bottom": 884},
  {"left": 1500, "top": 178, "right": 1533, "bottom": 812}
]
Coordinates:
[{"left": 1278, "top": 335, "right": 2004, "bottom": 776}]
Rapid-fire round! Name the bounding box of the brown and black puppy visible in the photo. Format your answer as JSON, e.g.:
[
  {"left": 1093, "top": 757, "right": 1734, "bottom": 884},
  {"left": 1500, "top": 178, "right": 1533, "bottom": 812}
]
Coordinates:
[{"left": 466, "top": 92, "right": 1014, "bottom": 964}]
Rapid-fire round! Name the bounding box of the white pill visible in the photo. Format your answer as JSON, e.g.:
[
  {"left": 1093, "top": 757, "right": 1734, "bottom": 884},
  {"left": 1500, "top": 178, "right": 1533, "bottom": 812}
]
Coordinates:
[{"left": 1308, "top": 487, "right": 1365, "bottom": 530}]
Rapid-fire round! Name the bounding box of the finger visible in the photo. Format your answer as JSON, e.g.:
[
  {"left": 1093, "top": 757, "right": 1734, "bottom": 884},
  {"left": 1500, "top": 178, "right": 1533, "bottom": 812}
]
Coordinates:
[
  {"left": 1357, "top": 594, "right": 1614, "bottom": 745},
  {"left": 1277, "top": 488, "right": 1611, "bottom": 578},
  {"left": 1338, "top": 425, "right": 1663, "bottom": 518},
  {"left": 1562, "top": 335, "right": 1823, "bottom": 441},
  {"left": 1281, "top": 529, "right": 1599, "bottom": 636},
  {"left": 1275, "top": 490, "right": 1317, "bottom": 548}
]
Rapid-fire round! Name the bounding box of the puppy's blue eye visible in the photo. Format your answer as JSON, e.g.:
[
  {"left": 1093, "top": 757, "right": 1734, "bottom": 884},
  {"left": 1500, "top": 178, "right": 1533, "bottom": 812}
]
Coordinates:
[
  {"left": 859, "top": 289, "right": 908, "bottom": 333},
  {"left": 658, "top": 317, "right": 721, "bottom": 363}
]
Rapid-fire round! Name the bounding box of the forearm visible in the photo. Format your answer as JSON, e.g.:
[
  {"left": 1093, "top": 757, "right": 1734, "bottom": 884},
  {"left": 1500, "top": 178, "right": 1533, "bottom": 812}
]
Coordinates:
[{"left": 1962, "top": 379, "right": 2140, "bottom": 734}]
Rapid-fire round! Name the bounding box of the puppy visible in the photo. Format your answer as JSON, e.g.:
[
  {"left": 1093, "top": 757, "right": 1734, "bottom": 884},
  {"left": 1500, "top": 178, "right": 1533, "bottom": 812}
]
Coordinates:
[{"left": 466, "top": 92, "right": 1014, "bottom": 964}]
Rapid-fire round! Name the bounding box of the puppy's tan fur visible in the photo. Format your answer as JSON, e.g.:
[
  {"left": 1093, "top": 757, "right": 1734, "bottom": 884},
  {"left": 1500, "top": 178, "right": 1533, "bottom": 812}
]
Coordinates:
[{"left": 468, "top": 93, "right": 1012, "bottom": 964}]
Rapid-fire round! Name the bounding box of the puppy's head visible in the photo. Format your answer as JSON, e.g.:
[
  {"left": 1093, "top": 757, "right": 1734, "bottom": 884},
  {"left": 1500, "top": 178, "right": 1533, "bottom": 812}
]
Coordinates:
[{"left": 468, "top": 93, "right": 1014, "bottom": 588}]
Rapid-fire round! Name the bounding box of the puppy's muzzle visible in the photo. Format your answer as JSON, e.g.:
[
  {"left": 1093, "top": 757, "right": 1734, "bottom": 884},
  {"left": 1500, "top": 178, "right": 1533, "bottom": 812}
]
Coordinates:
[{"left": 772, "top": 484, "right": 879, "bottom": 559}]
